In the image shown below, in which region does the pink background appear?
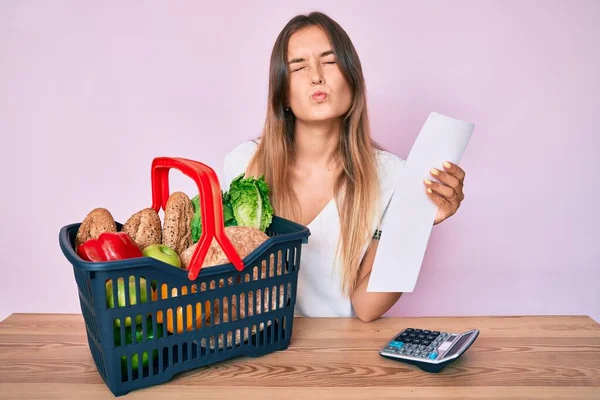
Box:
[0,1,598,323]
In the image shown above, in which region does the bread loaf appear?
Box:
[162,192,194,255]
[121,208,162,250]
[75,208,117,249]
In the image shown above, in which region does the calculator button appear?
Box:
[405,328,414,333]
[406,350,414,355]
[413,339,422,345]
[422,340,431,346]
[404,338,413,343]
[428,352,438,360]
[423,330,431,334]
[385,346,396,352]
[419,345,426,350]
[389,341,404,349]
[414,329,423,333]
[441,332,448,338]
[432,331,440,335]
[418,334,426,339]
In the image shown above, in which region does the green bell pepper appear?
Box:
[105,276,150,327]
[115,315,163,374]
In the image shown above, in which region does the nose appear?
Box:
[310,65,325,85]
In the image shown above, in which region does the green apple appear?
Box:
[142,244,181,268]
[105,276,149,327]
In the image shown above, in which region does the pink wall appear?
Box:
[1,1,598,323]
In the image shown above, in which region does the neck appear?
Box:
[293,118,342,167]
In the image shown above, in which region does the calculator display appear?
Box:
[445,334,471,357]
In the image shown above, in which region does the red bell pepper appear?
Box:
[77,231,143,262]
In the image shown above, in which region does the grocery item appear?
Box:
[227,173,274,231]
[162,191,194,255]
[115,315,163,376]
[190,173,274,243]
[77,231,143,262]
[106,276,150,327]
[180,226,269,269]
[191,191,237,243]
[142,244,181,268]
[121,208,162,250]
[75,208,117,249]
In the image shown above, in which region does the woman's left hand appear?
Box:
[423,161,466,225]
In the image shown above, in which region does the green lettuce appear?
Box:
[190,174,273,243]
[191,191,238,243]
[228,173,274,231]
[221,191,237,227]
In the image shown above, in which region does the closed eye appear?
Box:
[291,61,335,72]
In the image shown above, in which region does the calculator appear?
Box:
[379,327,479,373]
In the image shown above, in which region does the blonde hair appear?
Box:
[247,12,382,296]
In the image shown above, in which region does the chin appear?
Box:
[308,109,345,122]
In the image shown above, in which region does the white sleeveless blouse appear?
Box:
[222,140,404,317]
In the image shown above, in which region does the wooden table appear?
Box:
[0,314,599,399]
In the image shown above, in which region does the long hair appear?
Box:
[246,11,383,296]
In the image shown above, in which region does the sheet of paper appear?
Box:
[367,111,474,292]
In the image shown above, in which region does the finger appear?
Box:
[430,167,462,195]
[425,186,450,209]
[424,179,459,204]
[442,161,466,181]
[441,163,466,201]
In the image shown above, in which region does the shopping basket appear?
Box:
[58,157,310,397]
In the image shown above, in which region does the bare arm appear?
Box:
[350,160,468,322]
[350,239,403,322]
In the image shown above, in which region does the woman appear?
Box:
[223,12,466,322]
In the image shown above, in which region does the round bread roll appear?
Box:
[75,208,117,249]
[180,226,270,269]
[121,207,162,250]
[162,191,194,255]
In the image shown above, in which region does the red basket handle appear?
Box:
[150,157,244,280]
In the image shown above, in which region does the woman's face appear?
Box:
[286,25,352,122]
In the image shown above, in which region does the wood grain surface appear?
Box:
[0,313,599,399]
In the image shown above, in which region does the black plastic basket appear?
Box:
[58,157,310,396]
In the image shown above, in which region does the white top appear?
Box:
[223,140,405,317]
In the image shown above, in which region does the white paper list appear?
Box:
[367,111,474,292]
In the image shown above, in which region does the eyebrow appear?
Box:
[288,50,335,65]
